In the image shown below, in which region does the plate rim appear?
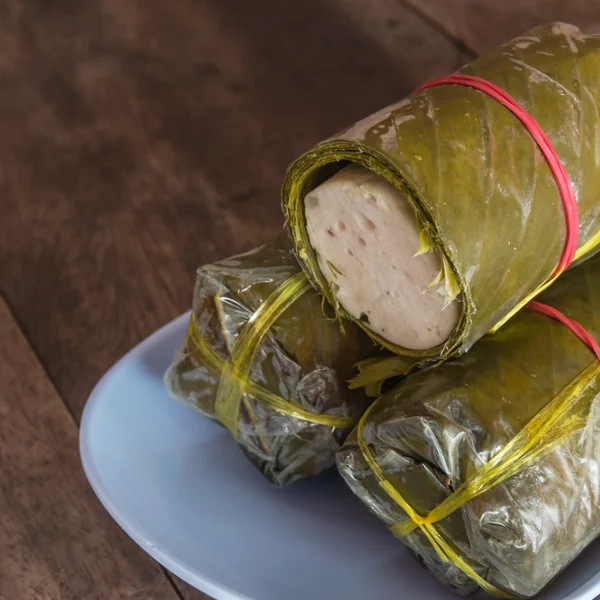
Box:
[78,311,600,600]
[79,311,254,600]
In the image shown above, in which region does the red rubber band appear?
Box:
[416,75,600,359]
[526,301,600,361]
[415,74,578,277]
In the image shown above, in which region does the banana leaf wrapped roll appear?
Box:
[283,22,600,364]
[164,235,377,486]
[336,253,600,597]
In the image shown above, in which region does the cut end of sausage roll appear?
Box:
[304,164,460,351]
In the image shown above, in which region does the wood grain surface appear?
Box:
[0,0,465,425]
[0,2,463,597]
[1,0,599,598]
[0,296,193,600]
[402,0,600,53]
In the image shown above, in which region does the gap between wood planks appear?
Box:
[396,0,478,57]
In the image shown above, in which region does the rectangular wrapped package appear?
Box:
[336,252,600,597]
[164,235,376,486]
[283,23,600,367]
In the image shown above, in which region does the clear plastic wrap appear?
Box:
[337,253,600,597]
[165,235,376,486]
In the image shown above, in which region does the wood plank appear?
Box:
[0,0,466,424]
[0,295,191,600]
[401,0,600,54]
[172,577,215,600]
[0,2,466,598]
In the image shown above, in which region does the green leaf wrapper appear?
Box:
[283,23,600,363]
[164,235,376,486]
[337,252,600,597]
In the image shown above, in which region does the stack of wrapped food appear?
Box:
[165,22,600,598]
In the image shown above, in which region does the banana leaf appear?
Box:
[283,23,600,364]
[164,235,377,486]
[336,252,600,597]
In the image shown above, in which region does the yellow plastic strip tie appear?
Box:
[490,274,561,334]
[356,402,517,599]
[423,362,599,526]
[214,271,310,436]
[186,311,356,431]
[189,272,354,437]
[573,229,600,262]
[357,358,600,598]
[490,232,600,334]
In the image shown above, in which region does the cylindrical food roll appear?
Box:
[283,23,600,359]
[336,252,600,597]
[164,235,376,486]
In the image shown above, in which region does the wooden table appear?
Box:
[2,1,600,598]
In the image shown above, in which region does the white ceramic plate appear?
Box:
[80,313,600,600]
